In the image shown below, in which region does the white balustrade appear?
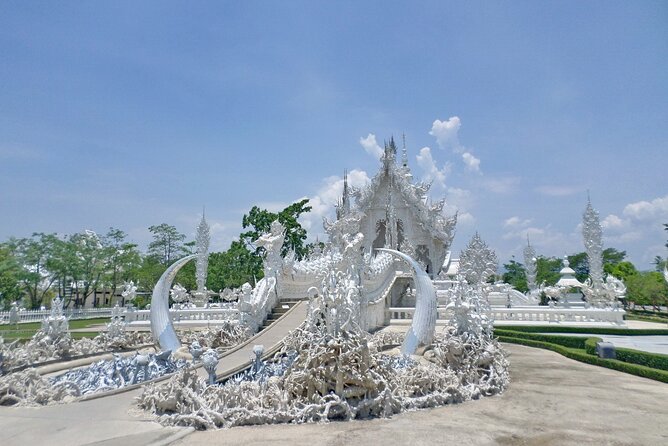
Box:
[389,306,626,325]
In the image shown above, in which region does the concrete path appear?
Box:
[174,342,668,446]
[0,388,178,446]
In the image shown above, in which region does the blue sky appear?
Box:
[1,1,667,269]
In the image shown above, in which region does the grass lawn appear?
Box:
[0,318,109,340]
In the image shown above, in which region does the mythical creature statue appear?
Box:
[256,220,286,277]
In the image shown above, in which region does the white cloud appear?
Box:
[359,133,383,160]
[440,187,473,224]
[502,223,581,258]
[504,216,532,228]
[535,185,581,197]
[429,116,483,175]
[596,195,668,265]
[416,146,451,190]
[462,152,481,173]
[601,214,628,230]
[429,117,461,151]
[482,176,520,194]
[457,212,476,227]
[623,195,668,221]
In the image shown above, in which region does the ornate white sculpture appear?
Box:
[170,283,190,305]
[523,238,537,293]
[121,281,137,304]
[378,248,437,355]
[195,210,210,294]
[202,348,219,385]
[582,198,604,287]
[459,233,498,286]
[42,297,69,340]
[446,275,493,338]
[104,303,127,345]
[150,254,197,352]
[256,220,285,278]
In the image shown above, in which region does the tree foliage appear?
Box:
[147,223,187,265]
[0,245,22,309]
[241,199,312,260]
[206,241,264,290]
[626,272,668,311]
[5,233,61,309]
[535,256,562,287]
[501,259,528,293]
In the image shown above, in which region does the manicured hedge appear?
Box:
[627,308,668,318]
[498,335,668,383]
[503,330,668,372]
[626,314,668,324]
[494,329,588,349]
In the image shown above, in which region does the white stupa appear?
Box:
[555,257,584,307]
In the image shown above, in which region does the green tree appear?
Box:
[626,271,668,312]
[567,252,589,283]
[207,240,264,290]
[134,256,167,292]
[102,228,141,304]
[0,245,22,309]
[174,260,197,290]
[602,247,626,275]
[67,231,107,308]
[241,199,312,260]
[653,256,667,273]
[148,223,186,265]
[501,259,528,293]
[6,233,61,309]
[535,256,562,286]
[607,261,638,282]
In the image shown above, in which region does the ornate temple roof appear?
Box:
[348,137,457,246]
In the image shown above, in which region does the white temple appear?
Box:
[324,137,457,277]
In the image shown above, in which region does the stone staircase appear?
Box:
[260,299,301,330]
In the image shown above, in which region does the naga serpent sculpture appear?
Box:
[150,254,198,352]
[376,248,437,355]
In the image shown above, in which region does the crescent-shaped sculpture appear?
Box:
[150,254,198,352]
[376,248,437,355]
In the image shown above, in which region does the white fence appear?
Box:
[389,306,626,325]
[124,308,239,323]
[0,307,114,325]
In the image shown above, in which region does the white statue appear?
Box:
[256,220,286,277]
[121,281,138,304]
[459,233,498,287]
[170,283,190,305]
[195,210,210,294]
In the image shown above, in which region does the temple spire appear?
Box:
[402,133,408,167]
